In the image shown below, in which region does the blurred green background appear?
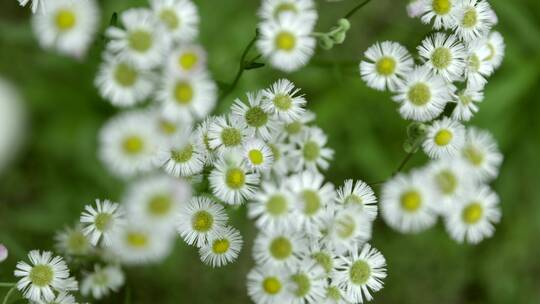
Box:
[1,0,540,303]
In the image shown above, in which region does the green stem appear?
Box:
[2,286,16,304]
[344,0,374,19]
[0,284,15,288]
[368,144,419,187]
[218,30,260,103]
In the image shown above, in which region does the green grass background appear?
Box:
[1,0,540,303]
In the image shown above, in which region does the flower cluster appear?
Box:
[256,0,318,72]
[360,0,504,244]
[29,0,100,58]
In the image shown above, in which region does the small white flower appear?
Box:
[80,199,124,247]
[464,40,494,88]
[209,154,260,205]
[157,71,217,122]
[106,8,169,69]
[381,171,438,233]
[290,127,334,172]
[327,206,373,254]
[54,224,93,256]
[31,0,100,58]
[460,127,503,181]
[332,244,387,304]
[150,0,199,42]
[150,110,190,143]
[247,264,291,304]
[259,0,318,27]
[336,179,378,222]
[99,111,160,177]
[279,110,315,141]
[207,115,248,155]
[407,0,425,18]
[18,0,46,14]
[322,285,349,304]
[287,259,327,304]
[157,129,206,177]
[95,53,156,107]
[267,136,293,177]
[288,170,335,234]
[176,196,228,247]
[14,250,77,302]
[444,185,501,244]
[262,78,307,123]
[425,159,474,213]
[418,33,467,82]
[165,44,207,76]
[199,226,243,267]
[253,226,307,269]
[452,0,496,42]
[242,139,274,172]
[0,244,8,263]
[483,31,505,70]
[420,0,458,29]
[393,65,454,122]
[422,117,466,159]
[257,13,316,72]
[195,116,218,165]
[35,292,77,304]
[123,175,191,229]
[231,91,278,141]
[451,84,484,121]
[360,41,414,91]
[81,264,124,300]
[109,221,175,264]
[308,239,338,275]
[248,182,296,231]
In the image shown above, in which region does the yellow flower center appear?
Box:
[212,239,230,254]
[462,8,478,28]
[178,52,198,71]
[376,57,396,76]
[431,47,452,69]
[434,129,453,146]
[400,190,422,212]
[226,168,246,189]
[55,9,76,31]
[148,195,172,216]
[262,277,282,295]
[462,202,483,224]
[128,30,153,52]
[463,146,484,166]
[126,231,149,248]
[174,82,194,105]
[192,211,214,232]
[248,149,264,165]
[349,260,371,285]
[269,236,292,260]
[159,9,179,29]
[432,0,451,15]
[29,264,54,287]
[275,31,296,51]
[408,83,431,106]
[114,63,138,87]
[122,135,144,155]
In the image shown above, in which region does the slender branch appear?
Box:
[218,30,260,103]
[393,151,415,176]
[2,286,16,304]
[344,0,374,19]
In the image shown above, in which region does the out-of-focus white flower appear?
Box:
[0,77,25,175]
[81,264,125,300]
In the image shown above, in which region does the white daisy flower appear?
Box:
[54,224,93,256]
[262,78,307,123]
[199,226,243,267]
[287,259,327,304]
[150,109,190,143]
[0,78,25,175]
[14,250,77,302]
[195,116,218,165]
[242,139,274,172]
[444,185,501,244]
[207,115,248,156]
[332,244,387,304]
[176,196,228,247]
[247,264,291,304]
[483,31,505,70]
[322,285,349,304]
[0,244,8,263]
[336,179,378,222]
[95,53,155,107]
[419,0,458,29]
[123,175,191,229]
[231,91,278,141]
[257,13,316,72]
[460,127,503,181]
[407,0,425,18]
[81,264,124,300]
[106,8,169,69]
[150,0,199,42]
[381,171,438,233]
[464,40,494,88]
[279,110,315,141]
[290,127,334,172]
[393,65,454,122]
[452,0,496,42]
[165,44,207,76]
[267,136,293,176]
[99,111,160,177]
[425,159,474,213]
[37,292,77,304]
[328,206,373,254]
[288,170,335,234]
[418,33,467,82]
[451,84,484,121]
[422,117,466,159]
[259,0,318,27]
[157,129,206,177]
[109,221,175,264]
[157,71,217,122]
[80,199,124,247]
[248,182,296,231]
[18,0,46,14]
[360,41,414,91]
[31,0,100,58]
[209,154,260,205]
[308,239,338,275]
[253,227,307,269]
